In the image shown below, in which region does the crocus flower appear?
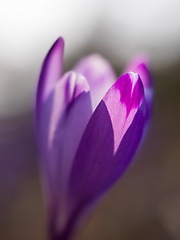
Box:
[36,37,153,240]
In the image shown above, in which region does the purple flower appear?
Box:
[36,37,153,240]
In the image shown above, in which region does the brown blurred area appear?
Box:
[0,57,180,240]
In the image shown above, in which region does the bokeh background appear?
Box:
[0,0,180,239]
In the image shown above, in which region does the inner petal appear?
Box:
[74,54,116,110]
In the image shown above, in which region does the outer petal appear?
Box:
[36,37,64,115]
[37,71,92,238]
[125,55,153,118]
[67,73,146,224]
[74,54,116,110]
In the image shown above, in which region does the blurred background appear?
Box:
[0,0,180,239]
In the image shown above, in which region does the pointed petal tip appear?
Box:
[53,37,65,50]
[126,72,144,90]
[125,55,152,88]
[74,73,90,98]
[114,72,144,107]
[125,55,153,120]
[55,71,90,106]
[46,37,64,63]
[126,71,139,84]
[37,37,65,112]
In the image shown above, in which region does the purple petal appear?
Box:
[67,73,146,224]
[37,71,92,237]
[36,37,64,116]
[74,54,116,110]
[48,72,91,193]
[125,55,151,87]
[125,55,153,118]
